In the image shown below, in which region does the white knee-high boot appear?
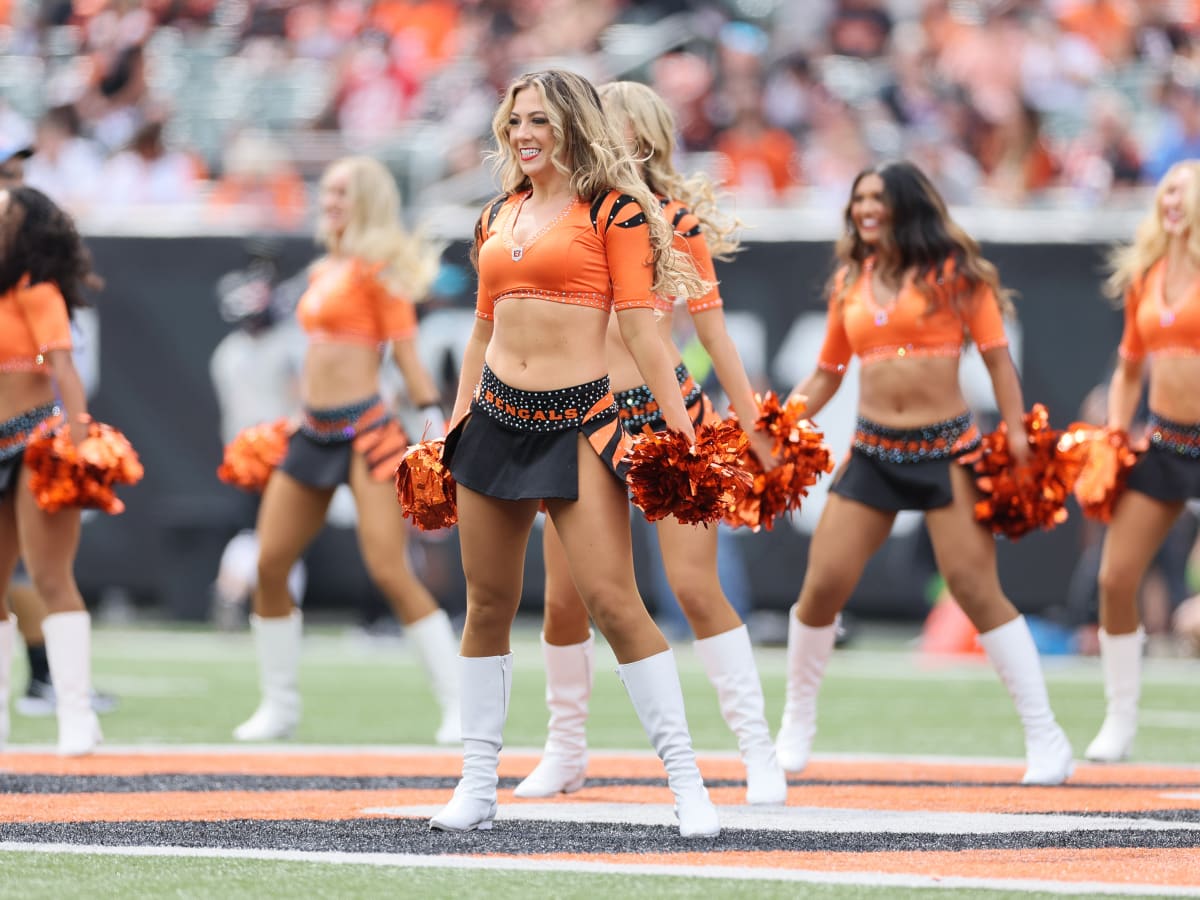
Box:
[694,625,788,805]
[430,653,512,832]
[42,611,102,756]
[514,631,593,798]
[408,608,462,744]
[978,615,1074,785]
[618,648,720,838]
[0,617,13,750]
[775,608,836,773]
[1085,628,1144,763]
[234,611,302,741]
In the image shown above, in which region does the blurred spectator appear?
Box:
[978,101,1061,204]
[829,0,893,59]
[208,130,308,232]
[0,139,33,188]
[801,90,871,200]
[1143,77,1200,183]
[1056,0,1139,65]
[1062,90,1144,198]
[23,104,104,215]
[762,53,820,135]
[651,51,717,152]
[715,77,802,203]
[97,118,203,208]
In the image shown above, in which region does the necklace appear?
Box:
[506,192,577,262]
[863,258,902,326]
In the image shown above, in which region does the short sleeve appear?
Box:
[962,284,1009,352]
[602,195,656,312]
[474,202,498,321]
[672,209,722,314]
[16,281,73,355]
[817,269,852,373]
[1117,279,1145,362]
[359,262,417,341]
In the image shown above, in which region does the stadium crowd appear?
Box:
[1,0,1199,228]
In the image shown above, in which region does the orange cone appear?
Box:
[920,598,984,657]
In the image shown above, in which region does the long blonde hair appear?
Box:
[316,156,440,300]
[598,80,741,261]
[488,69,707,299]
[1105,160,1200,301]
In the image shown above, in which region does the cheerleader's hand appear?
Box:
[1006,429,1033,469]
[747,427,780,472]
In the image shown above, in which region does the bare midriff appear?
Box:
[0,371,57,421]
[301,342,385,409]
[856,355,971,427]
[484,295,612,392]
[1147,355,1200,423]
[601,306,684,393]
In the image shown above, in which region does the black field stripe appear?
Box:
[2,820,1200,855]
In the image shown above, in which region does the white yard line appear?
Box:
[1,843,1196,896]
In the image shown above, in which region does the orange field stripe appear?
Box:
[542,848,1200,888]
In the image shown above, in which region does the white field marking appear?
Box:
[73,675,210,697]
[362,801,1200,834]
[1141,710,1200,729]
[1,843,1197,896]
[1163,793,1200,801]
[86,628,1200,685]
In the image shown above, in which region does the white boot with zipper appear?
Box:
[430,653,512,832]
[408,608,462,745]
[618,648,720,838]
[42,611,102,756]
[978,615,1075,785]
[1085,628,1144,763]
[514,631,593,798]
[775,608,837,773]
[694,624,788,805]
[234,611,302,741]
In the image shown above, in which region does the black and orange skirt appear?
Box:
[445,365,630,501]
[1125,413,1200,503]
[830,412,981,512]
[277,395,408,490]
[613,363,719,436]
[1,402,60,496]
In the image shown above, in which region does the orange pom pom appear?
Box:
[24,420,144,515]
[217,418,293,493]
[961,404,1085,540]
[626,424,753,525]
[395,438,457,531]
[724,392,835,532]
[1059,424,1141,523]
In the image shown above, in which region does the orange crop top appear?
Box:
[296,257,417,346]
[652,197,723,315]
[817,260,1009,373]
[474,190,658,320]
[1117,258,1200,362]
[0,277,73,372]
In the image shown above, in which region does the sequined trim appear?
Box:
[304,329,392,347]
[1147,412,1200,459]
[300,396,385,445]
[0,403,60,461]
[472,364,615,433]
[614,364,696,430]
[491,288,612,313]
[859,343,964,366]
[1149,347,1200,359]
[853,412,980,463]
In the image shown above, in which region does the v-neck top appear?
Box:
[0,276,73,372]
[817,259,1009,373]
[474,190,658,320]
[1118,257,1200,362]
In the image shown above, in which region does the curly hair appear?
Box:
[487,69,708,299]
[1105,160,1200,302]
[829,160,1014,320]
[598,80,741,261]
[0,186,101,315]
[315,156,441,302]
